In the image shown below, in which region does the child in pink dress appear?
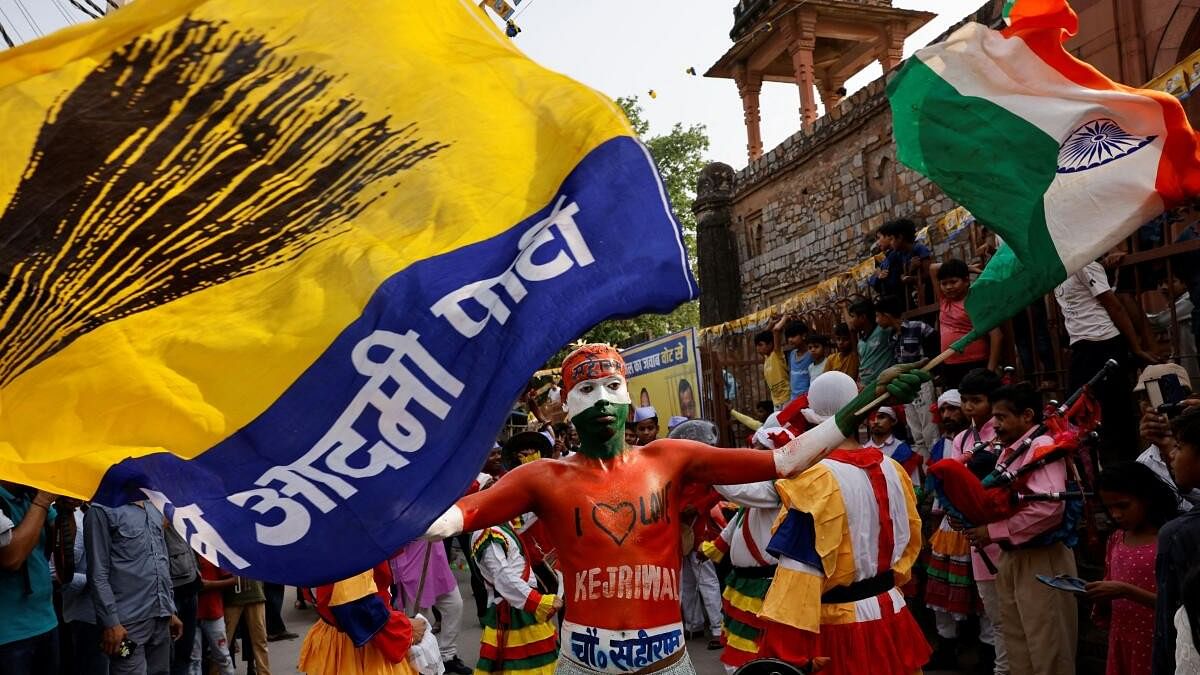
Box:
[1088,462,1180,675]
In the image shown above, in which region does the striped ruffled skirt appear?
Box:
[923,517,977,618]
[476,601,558,675]
[719,565,775,669]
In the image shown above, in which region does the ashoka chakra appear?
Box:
[1057,118,1156,174]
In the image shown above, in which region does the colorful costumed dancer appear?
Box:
[921,389,981,670]
[471,521,562,675]
[759,371,931,675]
[424,345,928,675]
[700,422,792,674]
[298,563,424,675]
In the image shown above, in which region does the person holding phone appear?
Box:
[84,501,184,674]
[1135,365,1200,512]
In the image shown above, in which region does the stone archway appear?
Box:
[1150,2,1200,79]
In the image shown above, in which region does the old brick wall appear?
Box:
[727,78,955,312]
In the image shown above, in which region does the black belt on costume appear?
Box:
[820,570,895,604]
[734,564,777,579]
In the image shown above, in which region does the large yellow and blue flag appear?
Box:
[0,0,696,584]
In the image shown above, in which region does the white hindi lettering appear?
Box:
[431,196,594,338]
[227,329,464,547]
[572,565,680,602]
[141,490,250,570]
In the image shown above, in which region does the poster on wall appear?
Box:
[621,328,703,439]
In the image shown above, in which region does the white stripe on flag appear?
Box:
[917,23,1167,272]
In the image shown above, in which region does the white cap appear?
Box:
[633,406,659,423]
[938,389,962,409]
[874,406,898,421]
[667,415,689,431]
[800,371,859,425]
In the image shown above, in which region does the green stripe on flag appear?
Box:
[887,57,1067,346]
[1002,0,1016,20]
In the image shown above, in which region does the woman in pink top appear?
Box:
[1089,462,1179,675]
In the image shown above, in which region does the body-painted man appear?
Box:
[424,345,927,675]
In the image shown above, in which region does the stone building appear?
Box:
[695,0,1200,328]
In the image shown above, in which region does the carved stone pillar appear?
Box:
[879,21,905,71]
[784,10,819,131]
[733,63,764,162]
[693,163,741,326]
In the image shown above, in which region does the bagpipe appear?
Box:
[926,360,1116,562]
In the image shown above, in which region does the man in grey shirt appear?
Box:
[63,504,109,675]
[85,501,182,675]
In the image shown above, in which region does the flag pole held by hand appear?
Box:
[853,348,959,417]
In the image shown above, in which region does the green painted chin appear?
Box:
[570,403,629,458]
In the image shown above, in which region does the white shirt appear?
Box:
[809,358,827,381]
[1137,445,1200,511]
[1053,262,1119,344]
[1177,607,1200,674]
[0,510,12,547]
[714,481,780,568]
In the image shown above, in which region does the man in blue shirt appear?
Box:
[773,317,811,400]
[0,481,60,673]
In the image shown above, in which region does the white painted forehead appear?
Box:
[567,374,627,392]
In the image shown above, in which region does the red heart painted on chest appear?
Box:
[591,501,636,546]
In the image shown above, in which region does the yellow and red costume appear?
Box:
[701,479,780,671]
[759,448,930,674]
[471,522,559,675]
[298,563,418,675]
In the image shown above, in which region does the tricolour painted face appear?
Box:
[565,375,632,415]
[567,374,632,459]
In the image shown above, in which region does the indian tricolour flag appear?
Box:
[888,0,1200,350]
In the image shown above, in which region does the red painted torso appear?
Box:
[456,437,779,631]
[534,444,687,629]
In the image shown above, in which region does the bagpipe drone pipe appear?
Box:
[926,360,1116,551]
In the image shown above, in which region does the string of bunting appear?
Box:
[699,206,975,339]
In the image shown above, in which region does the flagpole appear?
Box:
[409,541,436,618]
[853,347,959,416]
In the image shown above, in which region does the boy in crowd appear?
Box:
[632,405,660,445]
[875,295,939,458]
[806,334,830,382]
[847,298,894,386]
[196,557,237,675]
[865,406,921,484]
[755,329,790,409]
[932,258,1001,388]
[774,317,812,400]
[968,383,1076,675]
[872,218,933,303]
[823,322,859,381]
[943,368,1006,674]
[1154,407,1200,674]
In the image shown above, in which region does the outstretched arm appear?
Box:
[682,417,849,484]
[424,465,539,539]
